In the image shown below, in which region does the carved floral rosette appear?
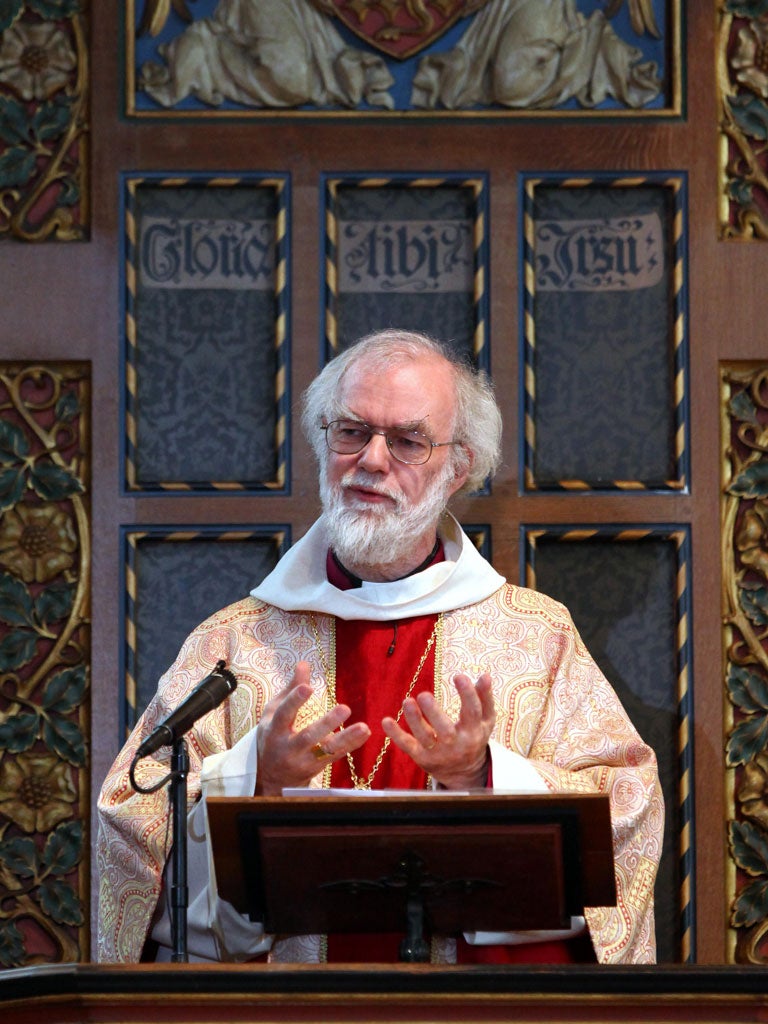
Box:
[0,0,89,241]
[0,363,90,967]
[722,363,768,963]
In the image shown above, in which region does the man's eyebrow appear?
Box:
[343,410,430,433]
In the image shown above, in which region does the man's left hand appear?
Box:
[381,672,495,790]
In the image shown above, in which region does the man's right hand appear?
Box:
[255,661,371,796]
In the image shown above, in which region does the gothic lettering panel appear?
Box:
[323,174,488,368]
[521,173,689,492]
[122,174,290,493]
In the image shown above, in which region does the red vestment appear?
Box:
[323,554,592,964]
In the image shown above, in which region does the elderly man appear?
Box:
[97,329,663,965]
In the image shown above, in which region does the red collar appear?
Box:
[326,540,445,591]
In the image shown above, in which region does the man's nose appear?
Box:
[356,431,392,471]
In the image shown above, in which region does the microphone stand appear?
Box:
[169,737,190,963]
[128,659,238,964]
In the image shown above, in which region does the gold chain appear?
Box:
[308,612,443,790]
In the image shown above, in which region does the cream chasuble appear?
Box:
[96,514,663,965]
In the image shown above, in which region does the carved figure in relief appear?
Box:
[135,0,663,111]
[138,0,395,109]
[411,0,662,110]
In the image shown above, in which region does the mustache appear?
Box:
[340,472,402,505]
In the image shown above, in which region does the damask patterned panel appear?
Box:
[0,362,90,967]
[521,173,688,492]
[0,3,89,241]
[121,173,290,494]
[121,526,290,734]
[721,363,768,964]
[524,525,694,964]
[322,173,489,367]
[126,0,680,117]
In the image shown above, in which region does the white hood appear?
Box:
[251,513,505,621]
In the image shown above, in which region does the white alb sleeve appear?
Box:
[150,726,275,962]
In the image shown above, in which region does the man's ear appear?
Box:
[449,445,473,495]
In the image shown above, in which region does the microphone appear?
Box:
[134,659,237,760]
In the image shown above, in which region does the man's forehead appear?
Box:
[334,357,455,431]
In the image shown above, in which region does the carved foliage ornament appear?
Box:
[0,364,90,967]
[722,364,768,962]
[717,0,768,238]
[0,1,89,241]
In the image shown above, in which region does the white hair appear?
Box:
[301,329,502,493]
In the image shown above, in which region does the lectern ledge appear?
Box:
[206,791,616,962]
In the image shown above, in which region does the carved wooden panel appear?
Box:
[0,3,89,241]
[0,362,90,967]
[718,3,768,239]
[721,363,768,964]
[126,0,681,118]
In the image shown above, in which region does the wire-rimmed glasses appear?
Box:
[322,419,461,466]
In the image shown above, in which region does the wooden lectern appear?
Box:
[206,791,616,961]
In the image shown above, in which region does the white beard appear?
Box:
[320,462,456,576]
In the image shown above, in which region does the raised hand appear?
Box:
[255,661,371,795]
[381,672,495,790]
